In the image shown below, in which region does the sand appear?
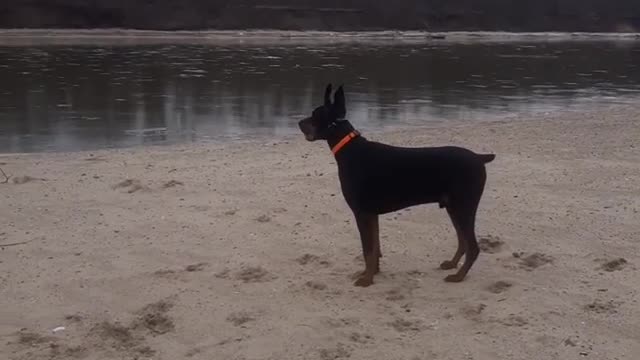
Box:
[1,104,639,360]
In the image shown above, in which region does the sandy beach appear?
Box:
[1,104,639,360]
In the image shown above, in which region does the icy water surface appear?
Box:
[1,39,639,152]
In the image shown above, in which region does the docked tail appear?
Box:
[479,154,496,163]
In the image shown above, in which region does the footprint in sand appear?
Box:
[189,205,211,212]
[389,318,423,332]
[385,274,420,301]
[584,299,621,314]
[84,299,174,355]
[64,313,84,323]
[514,252,554,270]
[385,288,407,301]
[153,269,179,278]
[10,299,175,359]
[319,343,352,360]
[92,321,142,348]
[11,175,45,185]
[185,262,208,272]
[112,179,150,193]
[305,280,328,290]
[14,331,53,346]
[153,263,208,278]
[214,268,231,279]
[598,257,628,272]
[226,311,255,327]
[235,266,276,283]
[256,215,271,223]
[216,337,245,346]
[133,299,175,335]
[486,280,513,294]
[478,235,504,253]
[497,314,529,327]
[91,299,175,348]
[325,317,360,329]
[296,253,331,267]
[461,303,487,321]
[11,329,88,359]
[186,348,202,357]
[406,270,425,277]
[86,321,158,359]
[162,180,184,188]
[348,332,373,344]
[297,254,321,265]
[49,343,88,358]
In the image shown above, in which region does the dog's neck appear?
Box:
[326,120,360,152]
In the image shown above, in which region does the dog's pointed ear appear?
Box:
[324,83,333,106]
[333,85,346,118]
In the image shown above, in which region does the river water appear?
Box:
[1,38,639,153]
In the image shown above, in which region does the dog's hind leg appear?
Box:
[442,170,486,282]
[443,203,479,282]
[440,205,467,270]
[353,212,379,287]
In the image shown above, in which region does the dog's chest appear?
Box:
[336,157,445,213]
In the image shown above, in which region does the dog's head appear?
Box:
[298,84,346,141]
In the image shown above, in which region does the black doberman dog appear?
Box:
[299,84,495,287]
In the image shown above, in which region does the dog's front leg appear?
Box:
[353,212,379,287]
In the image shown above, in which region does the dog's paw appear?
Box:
[444,273,465,283]
[354,276,373,287]
[440,260,458,270]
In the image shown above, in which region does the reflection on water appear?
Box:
[1,40,639,153]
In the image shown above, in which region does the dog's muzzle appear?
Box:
[298,118,316,141]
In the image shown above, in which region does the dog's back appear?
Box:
[336,138,494,214]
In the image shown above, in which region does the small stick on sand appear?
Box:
[0,167,10,184]
[0,239,34,248]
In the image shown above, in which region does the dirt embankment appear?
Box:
[1,0,640,32]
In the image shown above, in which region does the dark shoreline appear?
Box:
[1,30,639,48]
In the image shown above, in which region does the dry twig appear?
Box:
[0,167,10,184]
[0,239,34,248]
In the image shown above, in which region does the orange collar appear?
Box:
[331,130,359,155]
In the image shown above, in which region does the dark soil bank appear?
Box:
[1,0,640,32]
